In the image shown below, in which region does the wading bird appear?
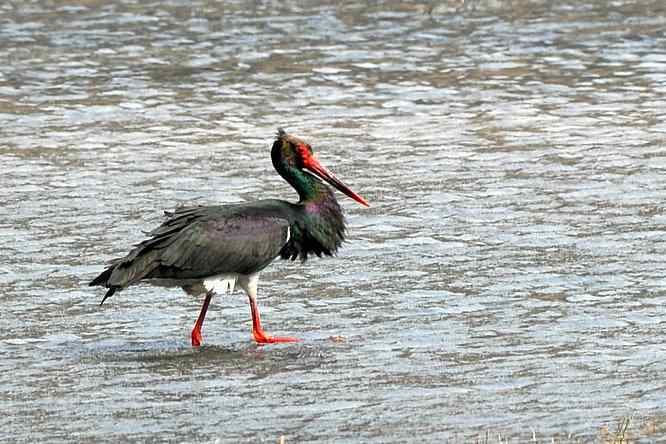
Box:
[89,129,369,346]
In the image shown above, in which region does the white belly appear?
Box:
[146,273,257,297]
[203,274,238,294]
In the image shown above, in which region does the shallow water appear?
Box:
[2,0,666,442]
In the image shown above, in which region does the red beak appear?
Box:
[303,156,369,207]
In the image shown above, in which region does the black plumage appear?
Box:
[90,200,345,304]
[88,129,368,345]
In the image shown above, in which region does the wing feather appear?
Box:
[91,205,291,292]
[148,215,290,279]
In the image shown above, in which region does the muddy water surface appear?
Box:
[2,0,666,442]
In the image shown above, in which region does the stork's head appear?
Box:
[271,128,369,207]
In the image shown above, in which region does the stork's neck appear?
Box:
[296,173,335,206]
[273,157,333,207]
[274,163,346,259]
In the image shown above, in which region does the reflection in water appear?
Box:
[2,0,666,441]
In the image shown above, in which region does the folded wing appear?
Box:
[89,206,290,303]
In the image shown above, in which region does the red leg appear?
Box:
[248,295,300,344]
[191,291,213,347]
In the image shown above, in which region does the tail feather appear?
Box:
[89,206,200,303]
[89,266,114,287]
[100,287,118,306]
[90,266,119,305]
[90,250,160,304]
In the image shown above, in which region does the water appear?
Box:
[2,0,666,442]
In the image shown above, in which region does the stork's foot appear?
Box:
[191,328,203,347]
[191,291,214,347]
[248,293,300,344]
[252,328,300,344]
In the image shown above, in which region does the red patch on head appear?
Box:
[296,143,312,166]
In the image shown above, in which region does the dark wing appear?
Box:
[89,205,290,302]
[149,215,289,279]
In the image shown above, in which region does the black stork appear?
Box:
[89,129,369,346]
